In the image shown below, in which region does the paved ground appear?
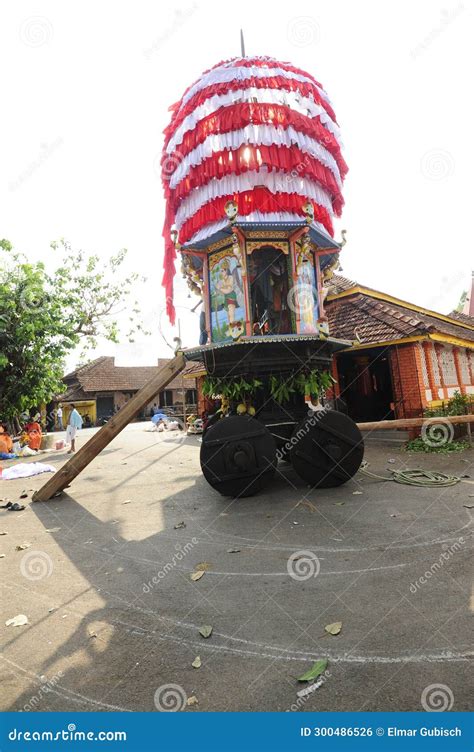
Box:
[0,424,472,712]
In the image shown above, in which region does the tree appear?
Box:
[0,238,148,423]
[455,290,467,313]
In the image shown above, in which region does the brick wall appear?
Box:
[389,344,424,418]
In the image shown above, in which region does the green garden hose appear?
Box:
[358,462,460,487]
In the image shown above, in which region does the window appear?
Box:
[159,390,173,407]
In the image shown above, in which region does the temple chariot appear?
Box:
[161,54,364,497]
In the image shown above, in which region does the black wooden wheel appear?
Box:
[289,410,364,488]
[200,415,277,497]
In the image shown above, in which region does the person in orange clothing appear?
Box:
[0,423,14,455]
[23,413,42,451]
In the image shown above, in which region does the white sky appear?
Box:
[1,0,472,368]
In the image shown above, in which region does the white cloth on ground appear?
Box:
[0,462,56,480]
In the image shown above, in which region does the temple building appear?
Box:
[325,276,474,422]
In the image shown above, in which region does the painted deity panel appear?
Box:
[295,245,319,333]
[209,247,245,342]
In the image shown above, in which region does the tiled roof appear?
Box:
[448,310,474,326]
[63,357,199,394]
[327,278,474,345]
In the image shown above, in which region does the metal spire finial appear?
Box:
[240,29,246,57]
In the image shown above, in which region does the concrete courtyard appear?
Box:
[0,423,472,712]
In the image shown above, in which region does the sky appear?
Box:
[1,0,472,368]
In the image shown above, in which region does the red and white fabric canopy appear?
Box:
[161,56,348,324]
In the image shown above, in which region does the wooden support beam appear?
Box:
[32,353,186,502]
[357,414,474,431]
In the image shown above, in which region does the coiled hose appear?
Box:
[358,462,460,487]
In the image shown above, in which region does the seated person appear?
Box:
[0,423,15,457]
[23,413,43,451]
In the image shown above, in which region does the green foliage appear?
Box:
[270,369,335,404]
[423,391,472,418]
[202,376,263,402]
[0,238,148,421]
[405,437,470,454]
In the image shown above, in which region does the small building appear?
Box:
[59,357,199,425]
[326,276,474,422]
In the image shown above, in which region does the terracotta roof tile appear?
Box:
[63,357,199,394]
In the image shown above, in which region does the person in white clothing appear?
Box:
[56,405,63,431]
[66,404,83,453]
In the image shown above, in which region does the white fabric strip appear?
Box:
[179,64,332,112]
[166,87,342,155]
[169,124,343,192]
[174,169,333,229]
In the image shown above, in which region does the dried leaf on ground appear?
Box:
[174,521,186,529]
[45,527,61,533]
[190,571,204,581]
[325,621,342,635]
[0,554,5,558]
[5,614,29,627]
[195,562,212,571]
[192,656,201,668]
[187,695,198,706]
[352,491,363,495]
[297,658,328,683]
[0,531,8,535]
[227,548,241,553]
[122,500,131,505]
[15,543,31,551]
[199,625,213,639]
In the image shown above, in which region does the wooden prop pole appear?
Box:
[356,414,474,431]
[32,353,186,502]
